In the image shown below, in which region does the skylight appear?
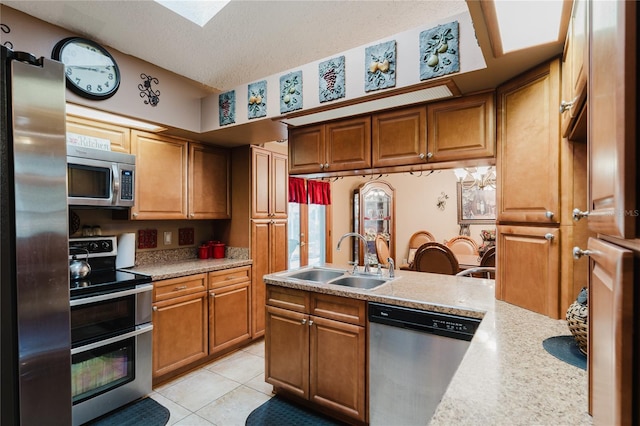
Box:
[154,0,230,27]
[493,0,564,54]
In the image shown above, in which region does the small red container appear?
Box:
[198,245,209,259]
[212,243,225,259]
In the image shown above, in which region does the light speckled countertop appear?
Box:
[122,258,252,280]
[264,265,593,426]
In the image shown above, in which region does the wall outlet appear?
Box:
[164,231,172,245]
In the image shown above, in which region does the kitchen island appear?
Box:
[264,266,592,426]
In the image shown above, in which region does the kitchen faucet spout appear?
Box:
[336,232,371,274]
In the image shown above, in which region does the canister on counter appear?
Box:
[198,245,209,259]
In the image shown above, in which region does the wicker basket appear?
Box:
[566,301,588,355]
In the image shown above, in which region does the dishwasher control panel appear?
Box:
[368,302,481,341]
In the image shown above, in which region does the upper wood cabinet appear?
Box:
[560,0,587,139]
[587,0,637,239]
[372,106,427,168]
[66,115,130,153]
[427,91,495,162]
[288,117,371,174]
[252,146,288,219]
[497,60,561,224]
[131,131,188,220]
[130,131,230,220]
[189,143,230,219]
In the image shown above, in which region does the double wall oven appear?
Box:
[69,236,153,426]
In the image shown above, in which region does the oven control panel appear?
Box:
[70,236,117,258]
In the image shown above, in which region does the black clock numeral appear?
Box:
[86,84,92,92]
[66,68,72,76]
[108,73,114,81]
[105,81,110,88]
[75,77,81,85]
[97,85,103,92]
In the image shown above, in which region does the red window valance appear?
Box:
[308,180,331,205]
[288,177,307,204]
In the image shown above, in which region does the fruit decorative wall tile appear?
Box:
[365,40,396,92]
[279,71,302,113]
[219,90,236,126]
[420,21,459,80]
[319,56,345,103]
[248,80,267,119]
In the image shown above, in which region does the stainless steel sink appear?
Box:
[328,275,389,290]
[286,268,346,282]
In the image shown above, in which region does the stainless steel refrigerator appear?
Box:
[1,45,72,425]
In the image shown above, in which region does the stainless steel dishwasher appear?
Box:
[368,302,481,425]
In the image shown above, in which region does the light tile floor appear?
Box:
[150,339,273,426]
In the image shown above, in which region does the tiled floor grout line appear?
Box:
[151,339,271,426]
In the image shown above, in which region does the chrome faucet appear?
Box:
[387,257,395,278]
[336,232,371,274]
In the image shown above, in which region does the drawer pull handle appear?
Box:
[572,208,589,221]
[173,285,188,291]
[573,247,594,260]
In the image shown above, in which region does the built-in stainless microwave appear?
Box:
[67,145,135,208]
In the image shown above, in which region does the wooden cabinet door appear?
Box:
[497,60,561,224]
[587,0,637,238]
[325,116,371,172]
[427,92,495,162]
[252,147,271,219]
[265,305,309,399]
[208,282,251,354]
[372,106,427,168]
[560,0,587,138]
[271,152,289,218]
[309,316,366,422]
[189,143,230,219]
[288,125,325,174]
[131,131,188,220]
[152,291,208,377]
[251,220,270,337]
[66,115,130,153]
[270,219,288,274]
[587,238,634,424]
[496,225,560,318]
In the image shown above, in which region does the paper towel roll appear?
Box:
[116,232,136,268]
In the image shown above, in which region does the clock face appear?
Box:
[52,37,120,100]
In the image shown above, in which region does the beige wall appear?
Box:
[330,170,496,267]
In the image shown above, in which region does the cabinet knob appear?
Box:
[210,292,215,297]
[573,246,594,260]
[572,208,590,221]
[152,306,158,312]
[190,213,194,218]
[300,241,306,247]
[544,233,555,241]
[545,211,554,219]
[132,212,138,218]
[301,318,307,325]
[308,319,314,326]
[419,153,425,160]
[319,163,324,169]
[324,163,329,169]
[560,98,577,113]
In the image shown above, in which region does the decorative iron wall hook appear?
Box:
[139,73,160,107]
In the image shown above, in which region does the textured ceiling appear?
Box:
[3,0,469,92]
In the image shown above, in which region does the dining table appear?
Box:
[455,253,482,270]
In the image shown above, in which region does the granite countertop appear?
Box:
[264,265,593,426]
[122,258,252,281]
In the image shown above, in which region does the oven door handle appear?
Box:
[71,323,153,355]
[70,283,153,307]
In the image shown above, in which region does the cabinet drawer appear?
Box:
[209,266,251,289]
[154,273,207,302]
[311,293,366,326]
[266,285,310,313]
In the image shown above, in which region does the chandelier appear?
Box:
[452,166,496,190]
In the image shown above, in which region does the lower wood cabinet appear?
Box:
[265,285,366,423]
[208,266,252,354]
[496,225,560,318]
[152,267,253,380]
[152,274,208,378]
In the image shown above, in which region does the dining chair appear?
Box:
[374,235,390,267]
[479,246,496,278]
[412,242,459,275]
[407,230,436,266]
[445,236,479,256]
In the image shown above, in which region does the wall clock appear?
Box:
[52,37,121,100]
